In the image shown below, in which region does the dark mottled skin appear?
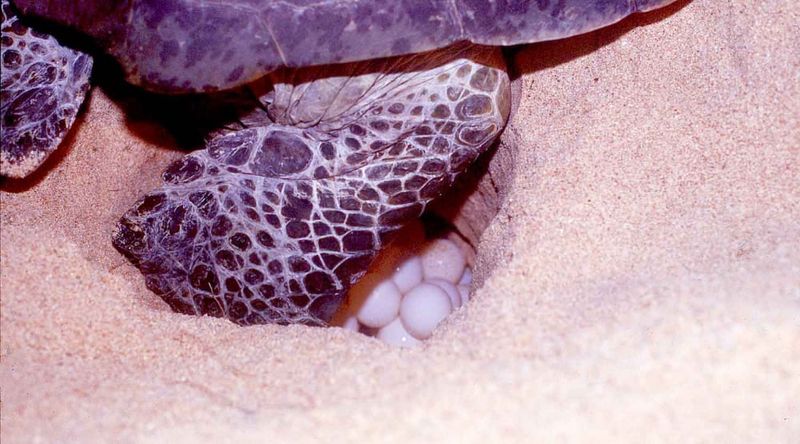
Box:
[0,0,92,178]
[14,0,677,93]
[113,47,510,325]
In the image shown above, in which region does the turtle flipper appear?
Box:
[0,0,92,178]
[113,47,509,326]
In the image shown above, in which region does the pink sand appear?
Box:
[2,0,798,441]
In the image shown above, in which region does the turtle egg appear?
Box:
[342,315,360,332]
[353,279,402,329]
[392,255,424,293]
[427,278,462,309]
[333,223,474,345]
[376,318,422,348]
[420,238,466,283]
[400,283,453,340]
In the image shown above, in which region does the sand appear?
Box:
[1,0,798,442]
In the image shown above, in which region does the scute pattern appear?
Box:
[0,0,92,178]
[113,46,510,326]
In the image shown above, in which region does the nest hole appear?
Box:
[331,79,521,345]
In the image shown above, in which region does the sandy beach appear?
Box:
[1,0,798,441]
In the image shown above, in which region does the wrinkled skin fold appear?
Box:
[113,46,510,326]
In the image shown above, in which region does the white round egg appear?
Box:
[341,315,360,331]
[376,318,422,348]
[427,278,462,309]
[400,283,453,339]
[353,279,402,329]
[420,238,466,283]
[392,255,423,294]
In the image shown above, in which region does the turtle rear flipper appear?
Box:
[112,47,509,326]
[0,0,92,178]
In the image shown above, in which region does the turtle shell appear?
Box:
[13,0,677,93]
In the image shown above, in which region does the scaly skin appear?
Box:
[112,46,510,326]
[0,0,91,178]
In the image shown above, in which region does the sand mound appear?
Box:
[1,0,798,441]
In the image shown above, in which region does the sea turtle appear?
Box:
[0,0,92,177]
[1,0,678,326]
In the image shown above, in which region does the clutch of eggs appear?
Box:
[332,219,473,347]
